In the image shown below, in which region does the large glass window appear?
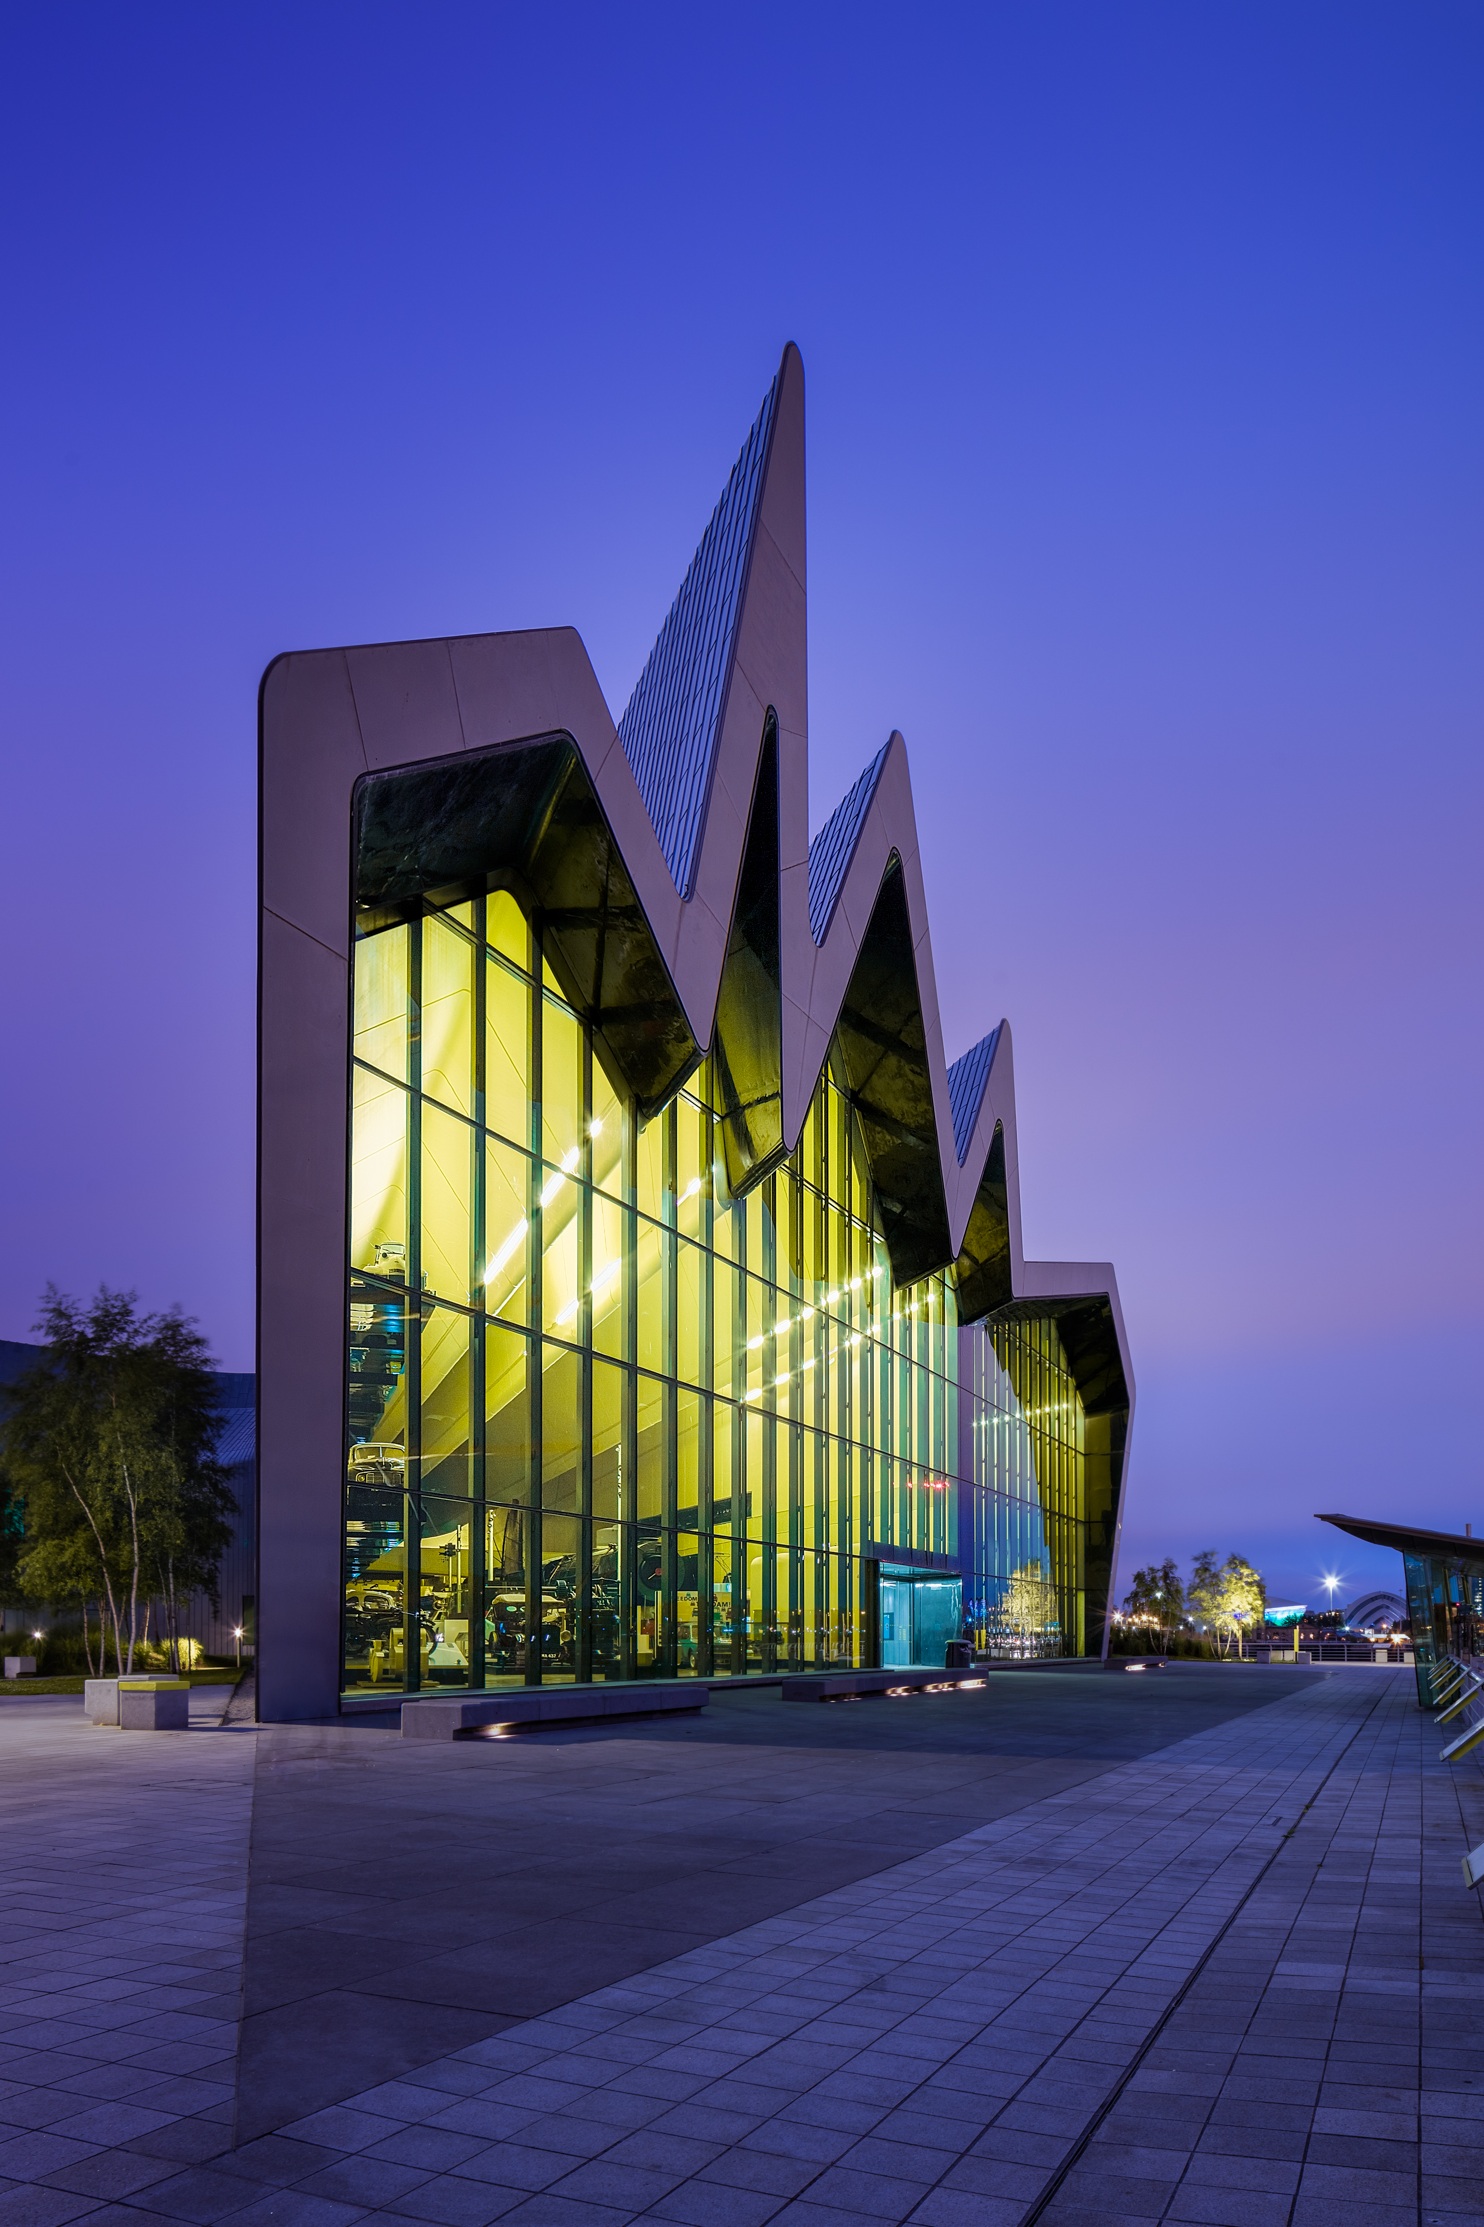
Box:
[343,885,1091,1692]
[959,1317,1087,1658]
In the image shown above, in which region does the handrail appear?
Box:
[1437,1672,1483,1726]
[1439,1704,1484,1762]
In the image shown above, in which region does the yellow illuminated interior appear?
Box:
[344,887,1087,1690]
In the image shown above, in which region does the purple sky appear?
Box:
[2,4,1479,1610]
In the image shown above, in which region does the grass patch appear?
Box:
[0,1668,245,1697]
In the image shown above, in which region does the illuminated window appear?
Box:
[342,887,1093,1693]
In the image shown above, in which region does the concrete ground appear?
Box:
[0,1664,1480,2227]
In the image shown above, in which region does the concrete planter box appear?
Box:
[401,1683,708,1740]
[86,1678,123,1724]
[86,1677,191,1729]
[3,1657,37,1679]
[119,1680,190,1730]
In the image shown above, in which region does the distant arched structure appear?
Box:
[1345,1590,1406,1629]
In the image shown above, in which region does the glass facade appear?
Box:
[344,887,1097,1694]
[1402,1551,1484,1705]
[962,1320,1088,1658]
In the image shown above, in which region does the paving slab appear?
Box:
[4,1664,1481,2224]
[252,1672,1484,2225]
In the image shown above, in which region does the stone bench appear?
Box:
[85,1677,191,1729]
[401,1683,709,1740]
[3,1656,37,1679]
[780,1667,988,1703]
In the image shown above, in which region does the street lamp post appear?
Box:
[232,1626,244,1672]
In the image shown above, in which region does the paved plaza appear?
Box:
[1,1666,1481,2227]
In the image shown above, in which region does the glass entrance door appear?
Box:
[878,1571,963,1667]
[880,1578,912,1667]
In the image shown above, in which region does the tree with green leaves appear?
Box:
[1,1288,235,1675]
[1122,1558,1185,1646]
[0,1463,24,1609]
[1187,1549,1266,1658]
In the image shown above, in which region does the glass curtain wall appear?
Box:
[961,1319,1087,1658]
[1401,1551,1484,1706]
[344,890,960,1694]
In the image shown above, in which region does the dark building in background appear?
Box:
[257,343,1135,1721]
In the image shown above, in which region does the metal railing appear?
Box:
[1436,1654,1484,1894]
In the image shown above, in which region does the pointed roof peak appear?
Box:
[807,741,892,944]
[947,1028,1002,1164]
[617,363,784,896]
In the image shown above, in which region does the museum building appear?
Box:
[257,345,1134,1722]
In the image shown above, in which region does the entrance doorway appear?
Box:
[879,1571,963,1668]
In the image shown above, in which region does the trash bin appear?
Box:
[945,1640,973,1671]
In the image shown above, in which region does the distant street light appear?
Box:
[232,1626,244,1670]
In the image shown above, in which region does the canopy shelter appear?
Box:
[1318,1512,1484,1705]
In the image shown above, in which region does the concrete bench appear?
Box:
[86,1677,191,1729]
[3,1656,37,1678]
[401,1683,709,1740]
[780,1668,988,1703]
[120,1680,190,1730]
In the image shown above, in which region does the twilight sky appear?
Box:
[1,3,1479,1610]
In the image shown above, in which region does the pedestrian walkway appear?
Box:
[0,1691,253,2221]
[0,1670,1478,2227]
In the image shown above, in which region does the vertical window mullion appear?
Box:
[577,1028,594,1684]
[697,1092,715,1676]
[526,919,543,1684]
[403,914,424,1694]
[620,1091,638,1679]
[469,896,487,1690]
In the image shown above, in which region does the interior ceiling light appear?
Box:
[484,1218,529,1283]
[539,1147,580,1208]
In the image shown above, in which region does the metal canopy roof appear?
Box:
[1317,1512,1484,1562]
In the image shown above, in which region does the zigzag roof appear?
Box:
[258,350,1140,1716]
[269,345,1131,1424]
